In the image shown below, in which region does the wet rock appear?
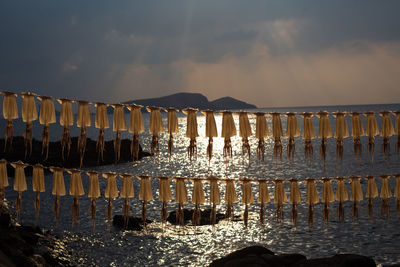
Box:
[112,215,153,230]
[209,246,274,267]
[167,208,226,225]
[293,254,376,267]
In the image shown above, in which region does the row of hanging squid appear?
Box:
[2,91,400,166]
[1,159,400,231]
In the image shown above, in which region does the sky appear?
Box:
[1,1,400,108]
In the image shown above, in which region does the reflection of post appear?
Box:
[112,104,127,164]
[202,110,218,162]
[285,113,300,164]
[379,111,395,160]
[350,112,364,163]
[237,111,252,160]
[333,112,349,167]
[301,112,316,167]
[316,111,332,170]
[1,91,18,152]
[364,112,379,163]
[365,176,378,219]
[38,96,56,160]
[257,179,270,225]
[21,92,38,158]
[289,179,300,226]
[254,112,269,162]
[95,103,110,163]
[57,98,74,161]
[127,104,145,161]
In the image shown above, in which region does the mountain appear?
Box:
[123,92,256,110]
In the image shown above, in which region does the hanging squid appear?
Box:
[157,176,172,225]
[333,112,349,165]
[364,175,378,219]
[49,167,66,226]
[1,91,18,151]
[103,172,118,232]
[285,113,300,163]
[67,169,84,227]
[77,101,92,167]
[224,179,238,221]
[206,175,221,227]
[183,108,199,161]
[119,173,134,228]
[270,112,283,164]
[237,111,252,159]
[202,110,218,162]
[350,112,364,163]
[349,175,363,219]
[301,112,316,167]
[379,175,392,220]
[38,96,56,160]
[221,111,237,160]
[335,177,348,223]
[191,178,205,228]
[127,104,145,161]
[240,178,253,228]
[0,159,9,204]
[86,171,100,232]
[32,164,45,226]
[289,179,301,225]
[57,98,74,161]
[94,102,109,163]
[146,106,164,155]
[394,174,400,215]
[137,175,153,227]
[364,112,379,163]
[254,112,269,162]
[257,179,270,225]
[21,92,38,158]
[316,111,332,169]
[11,161,27,221]
[320,178,334,224]
[394,111,400,153]
[273,179,288,222]
[306,178,319,226]
[379,111,394,160]
[111,104,127,164]
[166,108,179,158]
[174,177,188,227]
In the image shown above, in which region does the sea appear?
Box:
[2,103,400,266]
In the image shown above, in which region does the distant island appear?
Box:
[123,92,257,110]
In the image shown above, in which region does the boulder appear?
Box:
[112,215,152,230]
[210,246,274,267]
[293,254,376,267]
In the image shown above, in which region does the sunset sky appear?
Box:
[1,1,400,108]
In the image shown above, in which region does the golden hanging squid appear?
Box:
[270,112,283,164]
[94,102,110,163]
[183,108,199,161]
[273,179,287,222]
[306,178,319,226]
[49,167,66,226]
[191,178,205,228]
[127,104,145,161]
[350,112,364,163]
[165,108,179,158]
[333,112,349,165]
[316,111,332,169]
[157,176,172,225]
[32,164,45,226]
[394,111,400,154]
[254,112,269,162]
[174,177,188,227]
[206,175,221,227]
[86,171,100,232]
[11,161,27,222]
[320,178,334,224]
[301,112,316,167]
[0,159,9,204]
[240,178,253,228]
[119,173,134,228]
[57,98,74,161]
[103,172,118,232]
[137,175,153,228]
[289,179,301,225]
[364,175,378,219]
[257,179,270,225]
[335,177,348,223]
[77,101,92,167]
[379,111,394,160]
[21,92,38,158]
[394,174,400,214]
[349,175,363,218]
[146,106,164,156]
[379,175,392,220]
[224,179,238,221]
[1,91,18,151]
[67,169,85,227]
[202,110,218,162]
[285,112,300,164]
[38,96,56,160]
[112,104,127,164]
[221,111,237,160]
[364,111,379,162]
[237,111,252,159]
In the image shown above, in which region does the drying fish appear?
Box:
[349,175,363,218]
[364,176,378,219]
[379,111,394,159]
[11,161,27,221]
[137,175,153,227]
[127,104,145,160]
[67,169,84,227]
[320,178,334,223]
[335,177,348,223]
[394,174,400,214]
[379,175,392,220]
[301,112,316,166]
[237,111,252,159]
[306,178,319,225]
[350,112,364,163]
[21,92,38,158]
[1,91,18,151]
[32,164,45,226]
[257,179,270,225]
[364,112,379,162]
[316,111,332,169]
[166,108,179,157]
[112,104,126,164]
[103,172,118,231]
[240,178,253,227]
[146,106,164,155]
[273,179,287,222]
[50,167,65,226]
[289,179,301,225]
[157,176,172,225]
[38,96,56,160]
[394,111,400,153]
[202,110,218,162]
[270,113,283,163]
[333,112,349,165]
[94,102,109,163]
[285,113,300,163]
[0,159,8,204]
[206,175,221,227]
[183,108,199,160]
[119,173,134,228]
[254,112,269,162]
[77,101,92,167]
[57,98,74,161]
[221,111,237,160]
[191,178,205,228]
[174,177,188,227]
[224,179,238,221]
[86,171,100,232]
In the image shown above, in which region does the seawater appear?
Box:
[3,103,400,266]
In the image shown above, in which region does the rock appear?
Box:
[209,246,274,267]
[0,210,11,229]
[112,215,152,230]
[167,208,226,225]
[293,254,376,267]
